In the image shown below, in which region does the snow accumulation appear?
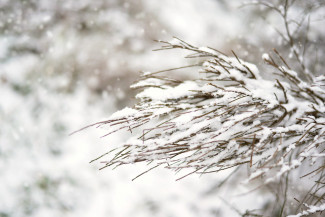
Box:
[287,203,325,217]
[136,81,199,101]
[262,53,271,62]
[110,107,138,119]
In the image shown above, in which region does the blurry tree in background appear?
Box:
[0,0,324,217]
[0,0,171,107]
[0,0,172,216]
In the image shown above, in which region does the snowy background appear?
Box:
[1,0,322,216]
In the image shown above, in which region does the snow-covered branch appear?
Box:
[78,36,324,216]
[79,1,325,216]
[86,38,324,183]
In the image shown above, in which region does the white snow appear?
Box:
[110,107,138,119]
[262,53,270,61]
[136,81,200,101]
[287,203,325,217]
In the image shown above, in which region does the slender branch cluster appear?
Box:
[78,0,325,215]
[76,37,325,215]
[86,37,324,180]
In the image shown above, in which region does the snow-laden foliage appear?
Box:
[82,38,325,216]
[288,203,325,217]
